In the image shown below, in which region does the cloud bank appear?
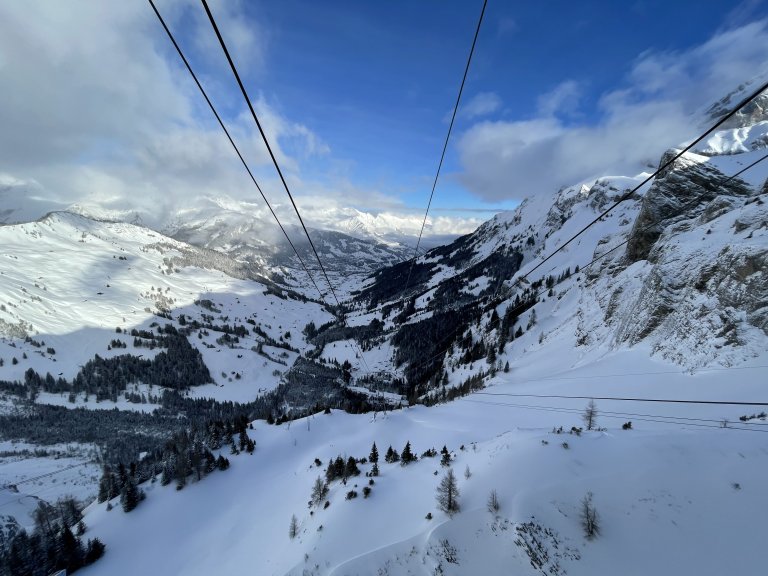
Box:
[0,0,478,237]
[457,20,768,201]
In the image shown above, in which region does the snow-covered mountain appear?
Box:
[349,112,768,375]
[0,211,334,399]
[66,196,468,280]
[3,192,466,296]
[1,92,767,575]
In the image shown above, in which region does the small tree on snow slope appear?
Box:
[401,441,416,464]
[581,492,600,539]
[487,489,500,514]
[289,514,299,539]
[583,399,598,431]
[436,468,460,516]
[311,477,328,506]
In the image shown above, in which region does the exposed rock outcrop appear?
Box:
[625,152,752,262]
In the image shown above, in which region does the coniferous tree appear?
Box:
[344,456,360,478]
[334,456,345,478]
[289,514,299,539]
[58,524,85,572]
[369,442,379,464]
[85,538,106,563]
[325,462,336,483]
[401,441,416,464]
[384,445,395,463]
[440,445,451,466]
[98,466,118,502]
[371,461,379,477]
[436,468,460,515]
[120,478,140,512]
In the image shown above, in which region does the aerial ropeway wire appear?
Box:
[403,0,489,297]
[147,0,326,302]
[199,0,373,373]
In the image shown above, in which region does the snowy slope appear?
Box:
[2,88,768,576]
[79,348,768,576]
[72,115,768,576]
[0,212,334,402]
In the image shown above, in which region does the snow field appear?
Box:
[80,346,768,575]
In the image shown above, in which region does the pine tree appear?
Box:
[371,462,379,477]
[325,462,336,483]
[97,466,118,502]
[369,442,379,464]
[401,441,416,464]
[436,468,460,515]
[440,445,451,466]
[120,478,140,512]
[58,525,85,571]
[384,445,395,463]
[289,514,299,539]
[344,456,360,478]
[85,538,106,564]
[334,456,345,478]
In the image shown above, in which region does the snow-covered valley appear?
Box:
[0,96,767,575]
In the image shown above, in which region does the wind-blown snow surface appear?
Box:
[80,348,768,576]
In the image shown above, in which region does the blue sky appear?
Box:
[1,0,767,235]
[173,0,768,217]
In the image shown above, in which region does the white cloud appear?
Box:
[0,0,338,232]
[457,20,768,201]
[461,92,502,119]
[190,0,267,73]
[537,80,582,118]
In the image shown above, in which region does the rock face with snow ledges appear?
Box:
[625,151,752,262]
[612,193,768,365]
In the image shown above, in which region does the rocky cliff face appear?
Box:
[625,152,752,262]
[610,189,767,366]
